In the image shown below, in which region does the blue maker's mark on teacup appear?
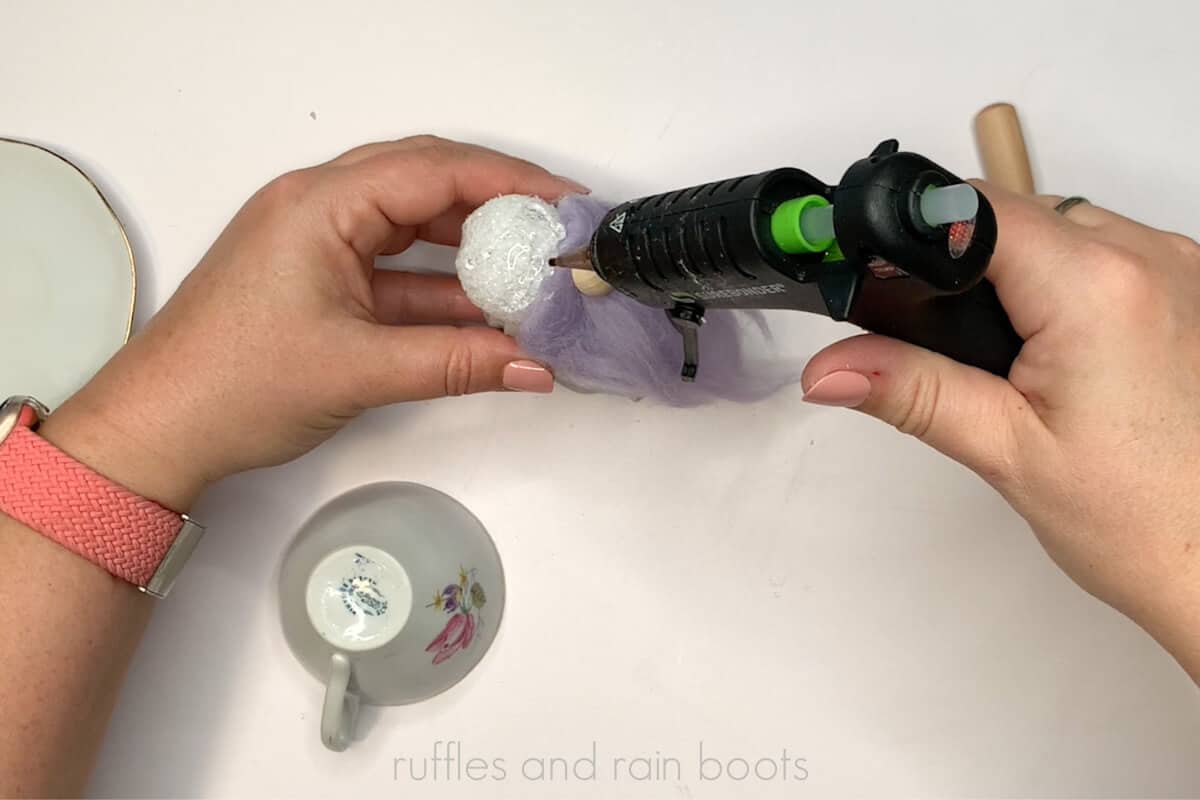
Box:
[337,552,389,617]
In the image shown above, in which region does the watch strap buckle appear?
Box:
[142,514,206,598]
[0,396,50,441]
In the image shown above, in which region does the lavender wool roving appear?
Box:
[456,194,806,405]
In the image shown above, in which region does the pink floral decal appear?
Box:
[425,567,485,665]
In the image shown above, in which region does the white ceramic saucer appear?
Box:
[0,138,135,407]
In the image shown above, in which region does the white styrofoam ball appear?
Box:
[455,195,565,332]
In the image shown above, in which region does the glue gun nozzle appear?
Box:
[550,247,594,272]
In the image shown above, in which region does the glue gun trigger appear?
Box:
[667,299,705,382]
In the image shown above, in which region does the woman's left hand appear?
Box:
[42,136,583,511]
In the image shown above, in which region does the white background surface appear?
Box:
[4,1,1200,797]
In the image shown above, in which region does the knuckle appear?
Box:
[400,134,457,163]
[443,344,475,397]
[1165,231,1200,263]
[1085,241,1157,308]
[400,133,445,149]
[256,169,313,211]
[892,371,943,441]
[335,142,383,162]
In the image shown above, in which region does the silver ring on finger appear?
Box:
[1054,196,1090,216]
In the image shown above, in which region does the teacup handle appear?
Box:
[321,652,360,751]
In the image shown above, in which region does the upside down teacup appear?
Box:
[279,482,505,750]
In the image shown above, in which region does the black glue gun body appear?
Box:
[568,140,1022,380]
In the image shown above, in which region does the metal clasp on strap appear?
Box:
[0,396,50,442]
[141,515,206,599]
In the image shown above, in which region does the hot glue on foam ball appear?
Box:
[455,195,565,333]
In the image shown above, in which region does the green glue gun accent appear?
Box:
[770,195,835,255]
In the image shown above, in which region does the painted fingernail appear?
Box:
[802,371,871,407]
[552,175,591,195]
[503,360,554,393]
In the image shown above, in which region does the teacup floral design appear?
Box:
[426,567,486,665]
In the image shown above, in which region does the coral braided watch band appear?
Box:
[0,398,203,597]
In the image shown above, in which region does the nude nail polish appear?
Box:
[802,371,871,407]
[503,360,554,394]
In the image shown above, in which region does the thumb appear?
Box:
[802,333,1038,487]
[353,323,554,405]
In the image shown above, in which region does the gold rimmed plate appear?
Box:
[0,137,135,408]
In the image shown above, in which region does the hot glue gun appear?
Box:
[552,140,1022,380]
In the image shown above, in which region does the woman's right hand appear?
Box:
[801,184,1200,680]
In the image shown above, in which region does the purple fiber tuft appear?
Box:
[515,195,806,406]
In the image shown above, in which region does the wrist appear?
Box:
[37,388,210,513]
